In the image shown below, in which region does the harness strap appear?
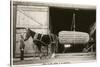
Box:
[34,32,55,45]
[33,33,38,40]
[48,34,51,43]
[50,34,55,43]
[40,34,43,41]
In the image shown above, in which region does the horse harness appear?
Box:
[33,33,55,46]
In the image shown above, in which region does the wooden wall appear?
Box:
[13,5,49,57]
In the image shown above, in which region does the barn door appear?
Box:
[15,5,49,57]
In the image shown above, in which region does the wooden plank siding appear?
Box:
[13,5,49,57]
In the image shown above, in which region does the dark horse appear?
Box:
[24,28,58,59]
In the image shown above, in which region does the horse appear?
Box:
[24,28,58,59]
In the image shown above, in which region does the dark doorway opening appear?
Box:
[49,7,96,53]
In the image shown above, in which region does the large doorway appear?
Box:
[49,7,96,53]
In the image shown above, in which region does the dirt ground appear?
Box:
[12,52,96,66]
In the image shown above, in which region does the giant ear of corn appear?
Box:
[59,31,89,44]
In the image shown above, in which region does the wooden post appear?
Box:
[13,5,17,58]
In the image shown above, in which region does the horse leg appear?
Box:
[47,45,48,56]
[51,43,56,58]
[37,45,43,59]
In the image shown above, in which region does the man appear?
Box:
[20,34,25,60]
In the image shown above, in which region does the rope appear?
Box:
[71,13,76,31]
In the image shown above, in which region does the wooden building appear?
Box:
[12,0,96,57]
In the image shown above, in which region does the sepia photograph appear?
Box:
[11,0,96,66]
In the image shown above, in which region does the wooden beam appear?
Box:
[13,5,17,58]
[12,1,96,10]
[16,25,48,29]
